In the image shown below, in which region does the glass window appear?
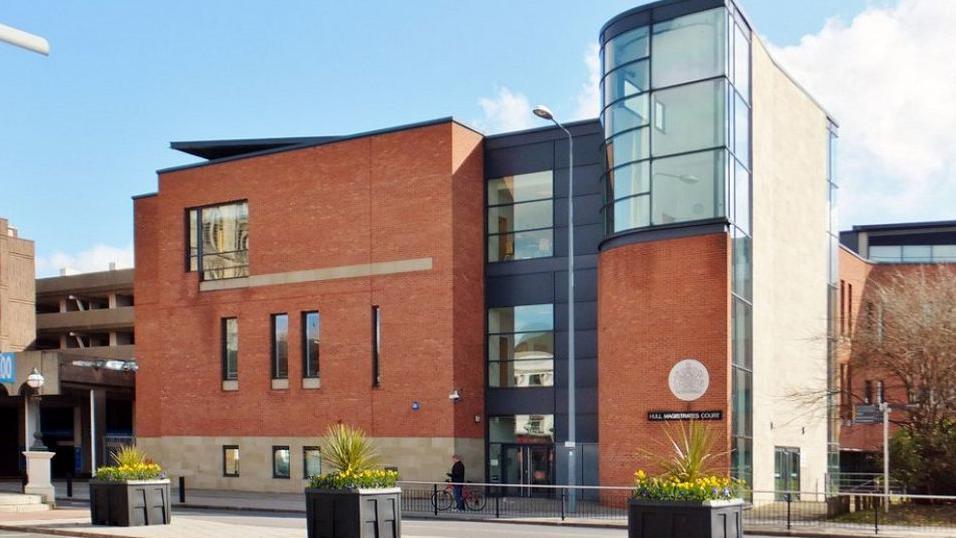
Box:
[612,195,650,233]
[733,299,752,370]
[604,94,649,138]
[303,447,321,479]
[604,26,649,68]
[489,415,555,444]
[733,23,750,101]
[733,93,749,165]
[869,245,901,263]
[604,59,649,104]
[734,161,751,235]
[272,314,288,379]
[488,305,554,389]
[222,317,238,381]
[372,305,381,387]
[902,245,932,262]
[933,245,956,262]
[488,171,554,263]
[732,369,753,436]
[186,201,249,280]
[488,230,553,262]
[733,231,752,301]
[608,161,650,200]
[651,8,727,88]
[302,312,319,379]
[272,446,290,479]
[606,130,650,170]
[651,79,726,157]
[488,200,553,234]
[651,150,725,225]
[223,446,239,477]
[488,171,553,205]
[488,304,554,334]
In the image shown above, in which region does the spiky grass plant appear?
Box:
[95,445,164,481]
[309,424,397,489]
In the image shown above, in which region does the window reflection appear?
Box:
[488,305,554,389]
[651,150,725,225]
[187,201,249,280]
[651,8,726,88]
[488,171,554,262]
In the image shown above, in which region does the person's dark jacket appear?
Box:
[449,461,465,483]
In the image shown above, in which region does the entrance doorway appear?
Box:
[774,446,801,500]
[500,444,554,497]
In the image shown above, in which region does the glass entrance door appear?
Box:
[500,444,554,497]
[774,447,801,500]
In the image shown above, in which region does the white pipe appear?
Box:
[90,390,96,475]
[0,23,49,56]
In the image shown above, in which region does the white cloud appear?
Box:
[476,43,601,133]
[35,243,134,277]
[766,0,956,227]
[572,43,601,121]
[476,86,535,134]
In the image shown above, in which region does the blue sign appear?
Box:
[0,353,14,383]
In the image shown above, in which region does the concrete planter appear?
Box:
[89,479,171,527]
[305,487,401,538]
[628,498,743,538]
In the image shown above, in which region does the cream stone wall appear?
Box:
[138,436,484,493]
[751,38,832,494]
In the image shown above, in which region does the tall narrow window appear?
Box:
[222,446,239,477]
[303,447,322,479]
[876,380,885,404]
[487,171,554,262]
[271,314,288,379]
[185,201,249,280]
[221,317,238,381]
[864,380,873,405]
[272,446,290,479]
[302,311,320,379]
[487,304,555,388]
[847,284,853,336]
[372,306,381,387]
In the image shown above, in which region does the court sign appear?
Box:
[0,352,14,383]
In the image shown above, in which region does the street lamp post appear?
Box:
[532,105,576,507]
[26,367,46,451]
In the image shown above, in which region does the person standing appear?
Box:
[447,454,466,510]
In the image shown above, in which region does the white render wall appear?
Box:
[750,37,831,495]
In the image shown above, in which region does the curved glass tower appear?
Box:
[599,1,754,488]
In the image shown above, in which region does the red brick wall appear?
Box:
[597,233,731,486]
[134,121,485,440]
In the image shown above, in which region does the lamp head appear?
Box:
[532,105,554,121]
[26,367,44,389]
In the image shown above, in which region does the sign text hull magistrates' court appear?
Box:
[647,410,723,421]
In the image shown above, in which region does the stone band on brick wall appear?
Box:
[198,257,434,292]
[137,436,484,493]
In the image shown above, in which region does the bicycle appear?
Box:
[431,480,487,511]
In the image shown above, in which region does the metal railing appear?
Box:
[832,472,906,493]
[399,481,956,535]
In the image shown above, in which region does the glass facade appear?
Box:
[187,201,249,280]
[488,305,554,388]
[868,244,956,263]
[826,122,841,486]
[601,7,741,235]
[487,171,554,262]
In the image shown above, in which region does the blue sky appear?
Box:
[3,0,950,275]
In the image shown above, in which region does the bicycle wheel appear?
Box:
[465,490,486,511]
[432,489,453,511]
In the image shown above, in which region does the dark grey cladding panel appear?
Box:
[485,141,554,178]
[486,387,555,415]
[554,164,605,198]
[600,0,727,43]
[485,254,598,278]
[485,120,602,150]
[554,356,598,388]
[868,230,956,246]
[555,193,604,227]
[554,329,598,359]
[555,387,599,415]
[554,269,598,303]
[555,223,604,256]
[554,301,598,331]
[553,132,605,169]
[839,231,860,254]
[554,412,599,443]
[486,272,555,307]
